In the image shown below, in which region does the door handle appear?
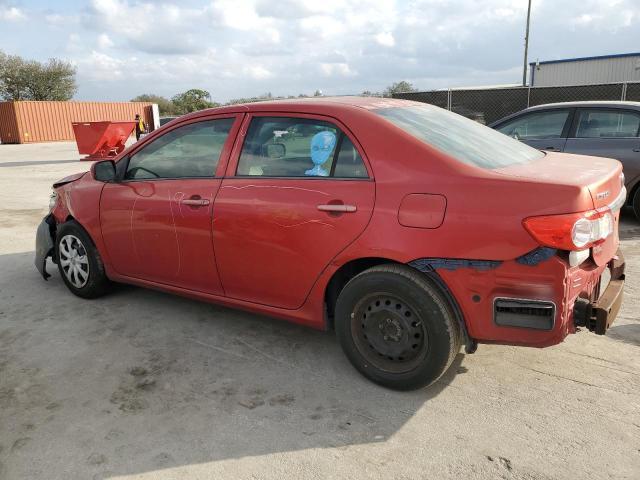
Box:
[181,198,210,206]
[545,146,558,151]
[633,148,640,153]
[317,204,357,213]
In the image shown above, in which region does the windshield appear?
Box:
[375,104,544,169]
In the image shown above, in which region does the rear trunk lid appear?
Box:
[493,152,623,210]
[493,152,623,266]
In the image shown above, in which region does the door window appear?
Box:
[496,110,570,140]
[575,109,640,138]
[237,117,368,178]
[125,118,234,180]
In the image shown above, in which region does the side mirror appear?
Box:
[93,160,117,182]
[264,143,286,159]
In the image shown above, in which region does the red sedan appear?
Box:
[35,97,626,390]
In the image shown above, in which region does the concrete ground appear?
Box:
[0,142,638,480]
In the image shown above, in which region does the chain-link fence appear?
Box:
[394,81,640,125]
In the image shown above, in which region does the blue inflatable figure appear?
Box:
[305,131,336,176]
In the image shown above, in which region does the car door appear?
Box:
[100,115,241,294]
[212,113,375,309]
[494,108,573,152]
[563,108,640,183]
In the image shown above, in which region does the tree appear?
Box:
[0,50,77,101]
[131,94,176,116]
[383,81,418,97]
[171,89,218,114]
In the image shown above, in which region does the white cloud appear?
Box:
[97,33,114,50]
[243,65,273,80]
[375,32,395,47]
[0,6,25,21]
[320,63,355,77]
[2,0,639,102]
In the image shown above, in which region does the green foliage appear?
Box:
[225,92,278,105]
[130,94,176,116]
[171,89,218,114]
[0,50,77,101]
[383,81,418,97]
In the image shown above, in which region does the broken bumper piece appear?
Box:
[35,215,55,280]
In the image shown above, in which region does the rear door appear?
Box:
[212,113,375,309]
[100,115,241,294]
[494,108,573,152]
[563,108,640,181]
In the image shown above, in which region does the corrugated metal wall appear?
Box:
[0,101,153,144]
[0,102,19,143]
[532,55,640,87]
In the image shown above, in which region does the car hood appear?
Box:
[53,171,87,189]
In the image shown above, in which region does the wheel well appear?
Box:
[628,180,640,206]
[324,257,473,352]
[325,257,402,330]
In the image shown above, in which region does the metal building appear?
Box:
[529,52,640,87]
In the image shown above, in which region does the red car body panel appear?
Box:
[48,97,624,347]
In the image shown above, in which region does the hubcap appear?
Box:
[59,234,90,289]
[352,294,428,373]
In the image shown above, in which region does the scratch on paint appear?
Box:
[272,219,335,228]
[168,190,181,274]
[130,196,141,264]
[223,184,330,196]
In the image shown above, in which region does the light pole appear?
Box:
[522,0,532,86]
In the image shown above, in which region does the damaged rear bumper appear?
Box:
[574,250,625,335]
[35,214,56,280]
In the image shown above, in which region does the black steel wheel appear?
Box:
[352,294,428,374]
[335,264,461,390]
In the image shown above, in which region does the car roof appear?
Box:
[524,100,640,111]
[489,100,640,127]
[178,96,424,120]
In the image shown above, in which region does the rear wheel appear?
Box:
[56,221,111,299]
[335,264,461,390]
[633,187,640,222]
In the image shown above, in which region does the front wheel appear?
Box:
[56,221,111,299]
[335,264,461,390]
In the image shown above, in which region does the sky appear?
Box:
[0,0,638,102]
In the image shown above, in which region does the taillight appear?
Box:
[523,209,613,251]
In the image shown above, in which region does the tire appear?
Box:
[633,187,640,222]
[335,264,461,391]
[55,220,111,299]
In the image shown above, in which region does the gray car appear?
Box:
[490,101,640,220]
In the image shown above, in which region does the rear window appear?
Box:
[375,104,544,169]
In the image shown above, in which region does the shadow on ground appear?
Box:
[619,207,640,240]
[607,324,640,347]
[0,252,464,479]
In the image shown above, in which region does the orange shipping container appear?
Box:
[0,101,154,144]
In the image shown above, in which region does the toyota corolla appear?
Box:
[35,97,626,390]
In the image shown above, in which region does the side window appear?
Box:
[497,110,570,140]
[333,136,368,178]
[237,117,368,178]
[575,109,640,138]
[125,118,234,180]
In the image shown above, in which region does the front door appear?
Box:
[101,115,240,294]
[213,114,375,309]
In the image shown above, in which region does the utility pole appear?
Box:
[522,0,532,86]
